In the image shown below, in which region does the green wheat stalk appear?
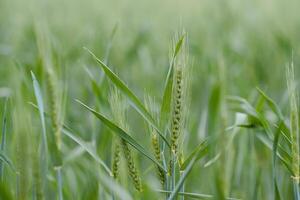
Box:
[287,63,300,200]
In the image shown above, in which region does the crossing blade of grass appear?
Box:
[256,88,286,200]
[83,47,170,148]
[0,151,15,172]
[160,63,173,129]
[31,71,49,197]
[229,95,292,164]
[55,167,63,200]
[228,96,274,138]
[230,94,294,177]
[273,122,283,200]
[257,134,292,174]
[61,127,112,176]
[167,143,208,200]
[76,99,167,172]
[286,64,300,200]
[180,139,208,170]
[167,156,197,200]
[173,34,185,58]
[0,98,8,180]
[31,72,48,159]
[160,34,185,128]
[227,96,260,120]
[157,190,241,200]
[256,87,284,120]
[84,67,107,105]
[98,169,133,200]
[256,88,292,143]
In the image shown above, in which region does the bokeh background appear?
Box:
[1,0,300,199]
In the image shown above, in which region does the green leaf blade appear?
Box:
[83,47,170,148]
[62,127,112,176]
[76,100,167,173]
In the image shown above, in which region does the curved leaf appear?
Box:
[83,47,170,148]
[0,151,15,172]
[76,100,167,173]
[62,127,112,176]
[160,34,185,129]
[167,139,208,200]
[158,190,241,200]
[180,140,208,170]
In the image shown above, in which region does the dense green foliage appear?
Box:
[1,0,300,199]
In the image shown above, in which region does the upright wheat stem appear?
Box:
[46,70,62,151]
[169,33,188,197]
[46,69,63,199]
[169,67,184,192]
[56,167,63,200]
[14,109,30,200]
[0,98,7,181]
[287,64,300,200]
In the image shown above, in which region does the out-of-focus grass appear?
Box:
[1,0,300,199]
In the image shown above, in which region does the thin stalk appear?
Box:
[180,170,185,200]
[287,64,300,199]
[293,181,300,200]
[56,167,63,200]
[172,153,176,190]
[163,153,169,199]
[0,98,8,181]
[169,152,176,198]
[16,173,20,200]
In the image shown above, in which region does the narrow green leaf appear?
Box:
[256,87,284,120]
[168,140,208,200]
[274,181,281,200]
[0,98,8,179]
[62,127,112,176]
[227,96,259,120]
[158,190,241,200]
[257,134,292,174]
[84,67,107,105]
[0,151,15,172]
[31,71,49,197]
[98,170,133,200]
[173,34,185,58]
[180,140,208,170]
[229,95,293,176]
[55,167,63,200]
[160,34,185,129]
[160,68,173,129]
[168,156,197,200]
[29,100,111,174]
[273,122,283,200]
[207,83,221,136]
[76,100,167,172]
[0,99,7,150]
[31,71,48,162]
[83,47,170,148]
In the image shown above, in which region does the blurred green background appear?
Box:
[1,0,300,199]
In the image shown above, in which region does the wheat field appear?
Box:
[1,0,300,199]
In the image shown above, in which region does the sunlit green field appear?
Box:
[1,0,300,199]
